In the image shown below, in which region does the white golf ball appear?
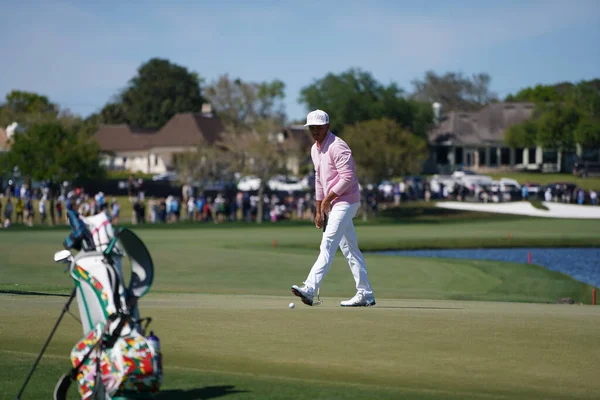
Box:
[289,302,295,309]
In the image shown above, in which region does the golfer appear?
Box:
[292,110,375,307]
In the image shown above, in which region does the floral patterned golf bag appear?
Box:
[54,210,162,400]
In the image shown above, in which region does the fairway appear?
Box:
[1,218,599,399]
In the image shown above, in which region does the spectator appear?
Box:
[39,195,47,225]
[111,198,120,223]
[187,196,195,221]
[56,200,63,224]
[3,198,13,227]
[127,174,137,201]
[577,189,585,205]
[544,188,553,202]
[15,198,24,224]
[149,198,158,223]
[591,190,598,206]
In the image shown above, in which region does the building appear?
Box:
[275,124,312,175]
[94,111,226,174]
[426,102,546,173]
[94,111,312,176]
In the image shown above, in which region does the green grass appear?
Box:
[1,220,600,399]
[1,219,598,302]
[2,296,600,400]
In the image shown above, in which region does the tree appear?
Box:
[505,119,538,148]
[411,71,497,111]
[298,68,433,137]
[98,102,128,125]
[574,116,600,147]
[506,82,573,103]
[174,139,232,194]
[6,122,105,184]
[205,76,289,223]
[205,75,286,133]
[0,90,59,126]
[103,58,206,128]
[535,104,580,152]
[342,119,427,219]
[504,79,600,169]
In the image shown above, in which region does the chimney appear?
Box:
[432,102,442,125]
[6,122,24,139]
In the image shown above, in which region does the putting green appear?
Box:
[1,294,599,400]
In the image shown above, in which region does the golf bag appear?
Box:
[54,210,162,400]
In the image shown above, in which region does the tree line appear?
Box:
[505,80,600,150]
[1,57,598,218]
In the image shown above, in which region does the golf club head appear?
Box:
[53,250,73,264]
[53,373,72,400]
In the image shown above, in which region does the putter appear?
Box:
[313,213,327,305]
[16,288,77,400]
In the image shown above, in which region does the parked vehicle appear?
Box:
[573,160,600,177]
[152,172,178,182]
[237,176,261,191]
[268,175,307,192]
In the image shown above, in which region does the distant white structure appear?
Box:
[432,102,442,123]
[6,122,24,139]
[436,201,600,219]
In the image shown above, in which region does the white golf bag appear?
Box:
[54,210,162,400]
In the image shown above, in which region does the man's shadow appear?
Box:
[154,385,248,399]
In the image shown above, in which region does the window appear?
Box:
[478,148,487,165]
[489,147,498,165]
[455,147,464,165]
[501,148,510,165]
[528,148,536,163]
[515,148,524,164]
[543,150,558,163]
[154,154,159,166]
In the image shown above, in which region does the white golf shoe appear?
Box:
[291,284,315,306]
[340,292,376,307]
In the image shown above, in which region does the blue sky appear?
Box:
[1,0,598,122]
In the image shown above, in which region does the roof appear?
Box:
[150,113,225,148]
[94,113,226,152]
[428,102,535,146]
[94,124,157,152]
[281,125,312,152]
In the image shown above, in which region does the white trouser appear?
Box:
[305,202,373,296]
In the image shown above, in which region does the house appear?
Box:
[94,111,313,176]
[275,125,312,175]
[426,102,563,173]
[95,111,225,174]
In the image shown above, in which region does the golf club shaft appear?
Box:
[15,288,77,400]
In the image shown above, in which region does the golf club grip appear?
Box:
[322,213,327,232]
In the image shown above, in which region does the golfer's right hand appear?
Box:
[315,212,324,229]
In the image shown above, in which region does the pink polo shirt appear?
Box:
[311,131,361,205]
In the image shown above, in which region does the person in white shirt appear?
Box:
[39,195,47,224]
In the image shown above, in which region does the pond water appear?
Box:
[375,248,600,287]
